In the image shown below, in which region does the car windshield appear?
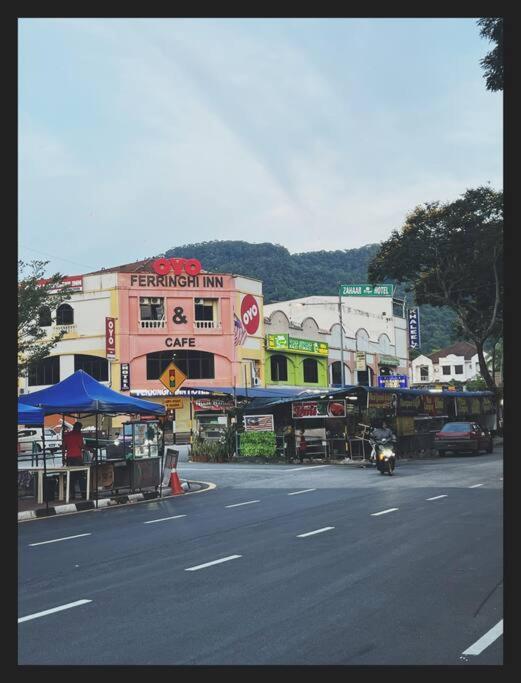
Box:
[441,423,471,432]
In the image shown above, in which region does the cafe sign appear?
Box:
[292,400,346,418]
[339,283,394,297]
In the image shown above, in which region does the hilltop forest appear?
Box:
[165,240,457,355]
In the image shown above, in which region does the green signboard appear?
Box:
[266,334,328,356]
[339,283,394,297]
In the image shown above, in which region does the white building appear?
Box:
[412,341,482,387]
[264,295,410,387]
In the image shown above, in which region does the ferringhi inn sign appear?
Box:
[130,258,224,288]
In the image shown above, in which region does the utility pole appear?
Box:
[338,290,345,387]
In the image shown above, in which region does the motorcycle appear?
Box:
[369,436,396,476]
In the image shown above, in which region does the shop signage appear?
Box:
[193,397,235,412]
[408,308,421,349]
[368,392,397,413]
[339,283,394,297]
[159,362,187,394]
[397,393,422,416]
[377,375,408,388]
[355,351,367,371]
[244,414,275,432]
[37,275,83,293]
[130,274,224,288]
[165,337,196,348]
[266,334,328,356]
[291,400,346,419]
[130,388,212,397]
[120,363,130,391]
[422,394,445,415]
[379,355,400,366]
[165,397,184,410]
[152,257,202,276]
[105,317,116,359]
[456,397,470,416]
[241,294,260,335]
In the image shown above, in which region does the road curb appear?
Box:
[18,480,215,522]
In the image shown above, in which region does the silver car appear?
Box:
[18,428,62,455]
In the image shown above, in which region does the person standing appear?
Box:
[63,422,86,499]
[298,429,307,464]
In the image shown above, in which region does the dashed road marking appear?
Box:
[144,515,187,524]
[18,599,92,623]
[462,619,503,655]
[185,555,242,571]
[288,489,316,496]
[426,495,448,501]
[371,508,399,516]
[225,500,260,508]
[297,527,335,538]
[286,465,329,472]
[469,484,484,488]
[29,533,92,547]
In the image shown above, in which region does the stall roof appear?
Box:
[18,401,44,425]
[181,385,309,399]
[18,370,165,416]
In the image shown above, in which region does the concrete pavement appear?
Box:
[18,449,503,665]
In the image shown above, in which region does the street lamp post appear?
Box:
[338,292,346,387]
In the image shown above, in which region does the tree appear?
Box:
[368,187,503,393]
[477,18,503,91]
[18,260,74,377]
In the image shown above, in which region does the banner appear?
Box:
[408,308,421,349]
[267,334,328,356]
[422,394,445,415]
[398,393,422,416]
[456,397,470,416]
[367,392,397,414]
[193,397,235,412]
[355,351,367,371]
[244,414,275,432]
[377,374,408,388]
[292,400,346,419]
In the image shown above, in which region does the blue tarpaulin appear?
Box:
[18,402,44,425]
[18,370,165,416]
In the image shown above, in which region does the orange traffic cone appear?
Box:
[169,470,184,495]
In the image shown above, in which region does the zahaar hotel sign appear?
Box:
[266,334,328,356]
[130,258,224,288]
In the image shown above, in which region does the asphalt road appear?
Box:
[18,449,503,665]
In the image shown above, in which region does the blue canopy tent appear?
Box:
[18,402,44,426]
[19,371,166,510]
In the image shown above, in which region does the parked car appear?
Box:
[17,428,62,455]
[434,422,493,456]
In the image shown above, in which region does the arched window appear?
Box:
[38,306,52,327]
[356,329,370,352]
[379,334,391,354]
[330,362,351,386]
[28,356,60,386]
[270,355,288,382]
[303,358,319,384]
[74,354,109,381]
[56,303,74,325]
[146,350,215,380]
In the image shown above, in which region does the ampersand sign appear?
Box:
[172,307,187,324]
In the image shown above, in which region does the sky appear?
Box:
[18,18,502,276]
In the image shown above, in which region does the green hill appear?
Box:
[164,240,456,354]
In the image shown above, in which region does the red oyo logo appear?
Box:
[152,258,202,276]
[241,294,260,335]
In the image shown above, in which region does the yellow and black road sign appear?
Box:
[159,362,187,394]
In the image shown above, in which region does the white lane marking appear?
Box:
[225,500,260,508]
[426,495,448,501]
[185,555,242,571]
[286,465,329,472]
[499,478,503,481]
[288,489,317,496]
[371,508,399,516]
[144,515,187,524]
[29,533,92,547]
[18,599,92,623]
[469,483,484,488]
[462,619,503,655]
[297,526,335,538]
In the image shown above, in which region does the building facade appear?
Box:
[411,341,482,388]
[264,295,410,388]
[21,258,266,433]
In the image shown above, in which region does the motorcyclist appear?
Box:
[370,420,396,462]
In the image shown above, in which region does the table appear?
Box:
[25,466,91,504]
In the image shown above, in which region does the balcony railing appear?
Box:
[140,319,166,329]
[56,324,77,334]
[194,320,221,329]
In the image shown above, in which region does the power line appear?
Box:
[18,245,97,271]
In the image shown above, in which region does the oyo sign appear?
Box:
[240,294,260,335]
[152,257,202,276]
